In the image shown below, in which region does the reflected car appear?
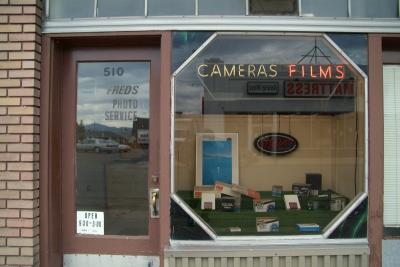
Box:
[77,138,119,153]
[118,144,131,153]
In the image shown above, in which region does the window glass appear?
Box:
[198,0,246,15]
[301,0,348,17]
[148,0,195,16]
[249,0,298,15]
[49,0,94,18]
[97,0,145,17]
[172,33,366,238]
[383,66,400,228]
[351,0,398,18]
[76,62,150,236]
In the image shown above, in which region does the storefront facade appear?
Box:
[1,0,400,266]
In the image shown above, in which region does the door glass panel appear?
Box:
[76,62,150,236]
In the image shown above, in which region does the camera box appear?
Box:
[256,217,279,232]
[253,199,275,212]
[292,183,311,197]
[272,185,283,197]
[297,223,320,232]
[215,181,240,198]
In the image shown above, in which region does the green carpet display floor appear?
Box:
[177,191,342,236]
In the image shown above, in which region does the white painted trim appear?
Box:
[42,16,400,34]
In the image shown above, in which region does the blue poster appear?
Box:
[202,139,232,185]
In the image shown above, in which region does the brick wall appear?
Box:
[0,0,41,266]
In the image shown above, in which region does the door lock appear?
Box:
[150,188,160,218]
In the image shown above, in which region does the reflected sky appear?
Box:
[174,33,367,114]
[77,62,150,128]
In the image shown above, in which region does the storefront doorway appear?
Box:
[41,37,164,266]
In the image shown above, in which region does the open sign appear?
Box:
[254,133,298,155]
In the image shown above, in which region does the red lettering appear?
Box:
[310,65,317,78]
[288,64,296,77]
[286,82,294,95]
[336,65,345,79]
[295,83,302,95]
[320,65,332,79]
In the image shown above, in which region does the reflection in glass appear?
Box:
[198,0,245,15]
[249,0,298,15]
[301,0,348,17]
[351,0,398,18]
[148,0,195,16]
[49,0,94,18]
[97,0,145,17]
[76,62,150,236]
[173,34,366,238]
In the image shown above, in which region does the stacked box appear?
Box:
[253,199,275,212]
[256,217,279,232]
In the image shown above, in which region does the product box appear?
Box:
[201,191,216,210]
[232,184,261,200]
[296,223,320,232]
[220,196,241,212]
[292,183,312,197]
[253,199,275,212]
[272,185,283,197]
[215,181,240,198]
[229,227,241,233]
[256,217,279,232]
[194,186,217,199]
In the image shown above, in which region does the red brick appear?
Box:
[0,199,5,207]
[0,107,6,115]
[0,161,5,169]
[0,256,4,265]
[0,190,19,199]
[0,153,19,161]
[0,228,19,237]
[0,182,5,189]
[23,6,40,15]
[0,171,19,180]
[0,70,7,78]
[0,126,6,134]
[0,219,5,227]
[21,244,39,255]
[7,181,38,190]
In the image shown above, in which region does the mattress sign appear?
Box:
[254,133,298,156]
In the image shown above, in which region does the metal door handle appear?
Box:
[150,188,160,218]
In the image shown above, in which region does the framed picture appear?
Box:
[196,133,239,186]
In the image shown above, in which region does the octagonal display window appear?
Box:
[172,33,367,239]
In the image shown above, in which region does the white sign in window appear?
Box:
[76,211,104,235]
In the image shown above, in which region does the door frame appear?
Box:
[40,32,172,267]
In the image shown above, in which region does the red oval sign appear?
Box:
[254,133,298,155]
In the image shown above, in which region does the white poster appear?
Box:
[76,211,104,235]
